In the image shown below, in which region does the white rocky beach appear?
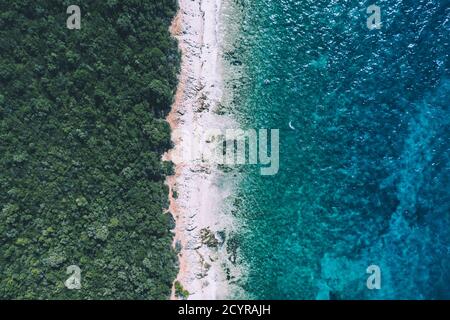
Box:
[164,0,243,300]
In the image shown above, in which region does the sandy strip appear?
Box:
[164,0,238,300]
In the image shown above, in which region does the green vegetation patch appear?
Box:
[0,0,180,299]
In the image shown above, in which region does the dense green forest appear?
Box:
[0,0,180,299]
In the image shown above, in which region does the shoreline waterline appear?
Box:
[164,0,244,300]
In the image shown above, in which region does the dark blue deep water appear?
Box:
[227,0,449,299]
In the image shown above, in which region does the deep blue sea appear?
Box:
[226,0,449,299]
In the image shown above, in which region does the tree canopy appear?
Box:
[0,0,180,299]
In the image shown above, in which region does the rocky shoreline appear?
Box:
[164,0,240,299]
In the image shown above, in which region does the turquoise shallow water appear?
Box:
[225,0,449,299]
